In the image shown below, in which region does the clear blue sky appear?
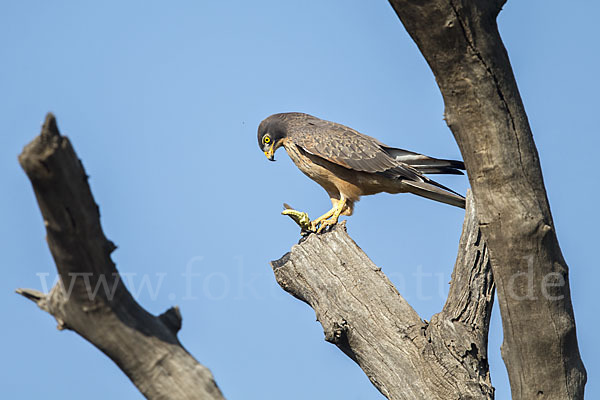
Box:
[2,1,598,399]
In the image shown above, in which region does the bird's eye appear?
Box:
[264,136,271,144]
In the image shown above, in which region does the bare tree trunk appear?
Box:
[17,114,225,400]
[273,193,495,400]
[16,1,587,398]
[272,1,586,398]
[385,0,586,398]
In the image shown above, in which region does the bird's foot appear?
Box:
[314,217,339,233]
[311,198,346,233]
[282,202,343,234]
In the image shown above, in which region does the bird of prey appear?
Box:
[258,112,465,232]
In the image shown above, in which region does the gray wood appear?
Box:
[385,1,586,398]
[15,1,587,398]
[272,193,495,400]
[17,114,225,400]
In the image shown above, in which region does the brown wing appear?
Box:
[286,116,423,181]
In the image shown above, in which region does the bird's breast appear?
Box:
[283,141,326,181]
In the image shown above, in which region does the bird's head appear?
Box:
[257,115,287,161]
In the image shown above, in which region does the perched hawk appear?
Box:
[258,112,465,232]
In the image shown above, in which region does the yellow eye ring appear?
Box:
[264,136,271,144]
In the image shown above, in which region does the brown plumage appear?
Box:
[258,112,466,232]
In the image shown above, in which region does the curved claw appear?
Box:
[316,217,337,233]
[282,209,312,231]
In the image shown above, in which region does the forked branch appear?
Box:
[272,193,494,400]
[387,0,586,397]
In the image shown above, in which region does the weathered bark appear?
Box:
[272,193,495,400]
[386,0,586,398]
[17,114,225,400]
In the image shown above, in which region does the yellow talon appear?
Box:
[311,197,347,233]
[281,198,347,234]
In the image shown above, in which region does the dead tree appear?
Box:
[274,195,494,399]
[17,1,586,399]
[273,1,586,399]
[17,114,225,400]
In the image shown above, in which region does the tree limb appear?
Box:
[386,0,586,398]
[17,113,225,400]
[272,193,494,400]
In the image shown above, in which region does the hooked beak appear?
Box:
[264,143,276,161]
